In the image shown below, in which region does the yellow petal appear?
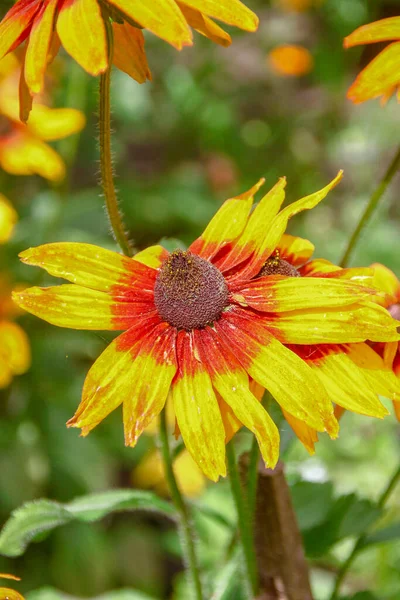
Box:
[347,343,400,402]
[276,233,314,266]
[0,320,30,375]
[108,0,193,49]
[0,194,18,243]
[27,105,86,141]
[177,3,231,46]
[0,588,24,600]
[133,245,169,269]
[0,133,65,181]
[112,21,152,83]
[282,409,318,454]
[172,331,226,481]
[0,1,40,61]
[57,0,108,76]
[178,0,259,32]
[347,42,400,104]
[371,262,400,305]
[24,0,58,94]
[344,16,400,48]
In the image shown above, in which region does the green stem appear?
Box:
[340,145,400,267]
[330,464,400,600]
[99,16,132,257]
[159,407,203,600]
[247,436,260,524]
[226,441,258,597]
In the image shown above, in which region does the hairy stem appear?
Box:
[99,16,132,256]
[340,145,400,267]
[330,464,400,599]
[159,407,203,600]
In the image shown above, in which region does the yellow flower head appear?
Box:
[0,573,24,600]
[0,53,85,180]
[344,16,400,104]
[0,193,18,243]
[13,174,400,480]
[0,0,258,98]
[0,278,31,388]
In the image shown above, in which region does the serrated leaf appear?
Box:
[0,490,176,557]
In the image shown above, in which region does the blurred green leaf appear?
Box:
[339,592,379,600]
[0,490,176,557]
[27,588,156,600]
[208,549,246,600]
[291,481,334,530]
[361,522,400,549]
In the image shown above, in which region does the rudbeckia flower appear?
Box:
[0,54,85,181]
[0,193,18,243]
[13,173,400,480]
[0,277,31,388]
[344,16,400,104]
[0,574,24,600]
[0,0,258,99]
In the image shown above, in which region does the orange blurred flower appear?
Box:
[0,54,85,181]
[344,16,400,104]
[13,173,400,479]
[268,44,314,77]
[0,574,24,600]
[0,193,18,243]
[0,278,31,389]
[0,0,258,100]
[277,0,323,12]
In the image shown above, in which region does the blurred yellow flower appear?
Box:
[0,54,85,181]
[0,193,18,243]
[0,278,30,389]
[268,44,314,77]
[277,0,323,12]
[0,0,258,99]
[344,16,400,104]
[0,573,24,600]
[133,448,206,498]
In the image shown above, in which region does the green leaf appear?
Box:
[361,522,400,549]
[209,550,247,600]
[0,490,176,557]
[291,481,334,530]
[27,588,157,600]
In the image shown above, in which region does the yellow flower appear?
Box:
[0,278,31,388]
[13,174,400,479]
[0,0,258,98]
[0,573,24,600]
[0,193,18,243]
[0,53,85,180]
[268,44,314,77]
[344,16,400,104]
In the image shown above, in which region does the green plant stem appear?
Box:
[330,464,400,600]
[159,408,203,600]
[247,436,260,523]
[226,441,258,597]
[99,17,132,257]
[340,144,400,267]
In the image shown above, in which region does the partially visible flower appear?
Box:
[268,45,314,77]
[0,53,85,181]
[0,193,18,243]
[13,174,400,479]
[277,0,324,12]
[133,448,205,498]
[344,16,400,104]
[0,0,258,102]
[0,573,24,600]
[0,278,31,388]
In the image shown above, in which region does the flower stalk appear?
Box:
[99,15,133,257]
[159,407,203,600]
[340,145,400,267]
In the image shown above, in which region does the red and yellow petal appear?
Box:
[133,245,169,269]
[290,344,389,418]
[24,0,58,94]
[112,21,152,83]
[57,0,108,76]
[18,243,157,297]
[276,233,314,266]
[177,4,231,46]
[231,276,375,311]
[0,0,40,61]
[344,16,400,48]
[178,0,259,32]
[300,259,374,285]
[189,179,264,262]
[215,307,338,436]
[67,315,164,434]
[172,330,226,481]
[108,0,193,50]
[267,302,400,344]
[196,327,279,468]
[371,262,400,306]
[347,42,400,103]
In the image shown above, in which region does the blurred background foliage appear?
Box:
[0,0,400,599]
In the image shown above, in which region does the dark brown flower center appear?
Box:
[388,303,400,322]
[154,250,229,330]
[258,254,300,278]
